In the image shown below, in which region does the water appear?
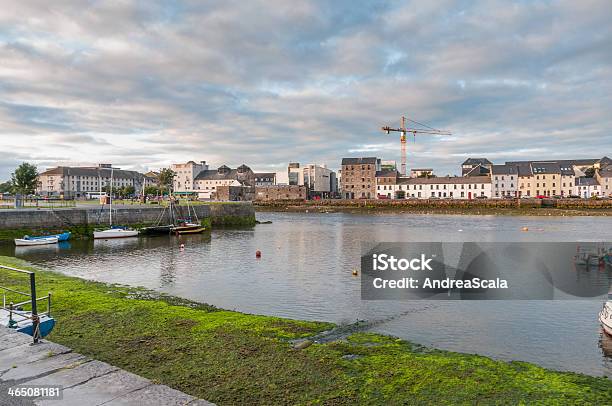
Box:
[1,212,611,377]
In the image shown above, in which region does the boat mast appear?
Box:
[109,167,113,227]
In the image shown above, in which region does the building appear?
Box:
[575,177,601,198]
[491,164,518,198]
[410,168,433,178]
[275,163,304,186]
[380,160,397,171]
[302,164,337,198]
[254,173,276,186]
[375,170,399,199]
[171,161,208,193]
[143,171,159,188]
[383,176,492,199]
[461,158,492,176]
[194,164,255,199]
[216,185,254,201]
[37,164,147,198]
[341,157,380,199]
[595,161,612,196]
[255,185,307,201]
[507,158,607,197]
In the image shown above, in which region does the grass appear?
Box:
[1,256,610,405]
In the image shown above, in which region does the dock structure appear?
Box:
[0,326,214,406]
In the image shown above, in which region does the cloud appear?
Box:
[0,0,610,180]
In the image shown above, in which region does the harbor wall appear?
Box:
[0,202,256,239]
[254,198,612,209]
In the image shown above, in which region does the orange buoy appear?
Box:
[352,269,358,276]
[256,250,262,258]
[521,227,529,232]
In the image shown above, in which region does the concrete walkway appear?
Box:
[0,327,214,406]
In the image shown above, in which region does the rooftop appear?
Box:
[398,176,491,185]
[375,170,398,178]
[39,166,143,179]
[462,158,492,166]
[342,157,378,165]
[490,164,518,175]
[575,177,600,186]
[464,165,490,176]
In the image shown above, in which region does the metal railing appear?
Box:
[0,198,76,209]
[0,265,51,343]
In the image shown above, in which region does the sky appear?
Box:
[0,0,611,180]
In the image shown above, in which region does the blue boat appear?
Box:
[24,232,71,242]
[1,310,56,338]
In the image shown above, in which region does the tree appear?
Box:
[0,181,12,193]
[157,168,176,194]
[122,185,135,197]
[144,185,159,196]
[11,163,38,195]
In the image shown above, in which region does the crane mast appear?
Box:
[381,116,451,176]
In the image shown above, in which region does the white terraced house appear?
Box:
[376,173,492,200]
[491,164,518,198]
[575,177,601,198]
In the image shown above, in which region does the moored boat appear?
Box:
[23,231,71,242]
[93,228,138,239]
[599,299,612,336]
[14,236,59,246]
[172,223,206,235]
[93,167,138,240]
[0,309,56,338]
[139,225,174,236]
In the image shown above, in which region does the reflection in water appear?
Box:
[600,331,612,371]
[1,212,611,377]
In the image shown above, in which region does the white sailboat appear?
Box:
[93,167,138,239]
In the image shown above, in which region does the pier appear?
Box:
[0,202,256,240]
[0,326,214,405]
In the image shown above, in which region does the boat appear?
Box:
[93,228,138,239]
[14,236,58,246]
[93,167,138,239]
[599,298,612,336]
[139,225,174,236]
[171,199,206,234]
[172,222,206,235]
[0,309,56,338]
[23,231,71,242]
[1,265,55,340]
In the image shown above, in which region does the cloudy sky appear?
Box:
[1,0,611,179]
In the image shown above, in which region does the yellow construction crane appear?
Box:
[382,116,451,176]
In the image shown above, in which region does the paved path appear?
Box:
[0,327,214,406]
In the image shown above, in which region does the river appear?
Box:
[2,212,611,377]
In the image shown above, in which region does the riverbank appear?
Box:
[0,202,256,240]
[1,257,610,404]
[255,199,612,216]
